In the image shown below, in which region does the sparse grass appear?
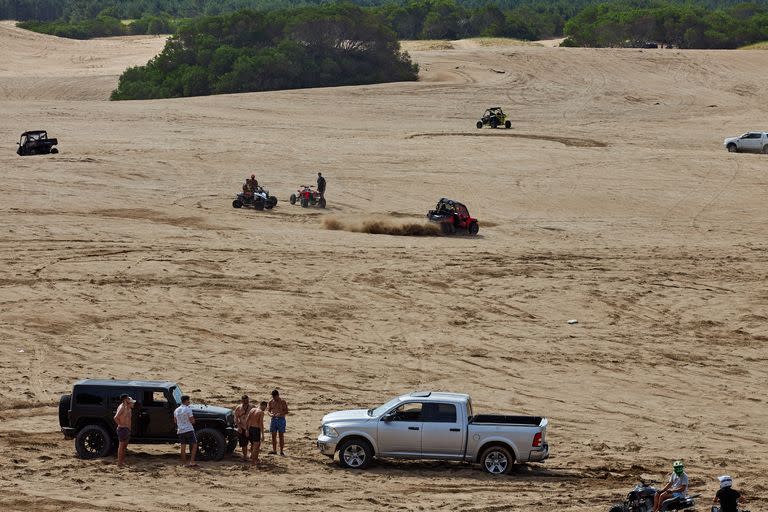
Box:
[471,37,541,47]
[740,41,768,49]
[400,40,455,51]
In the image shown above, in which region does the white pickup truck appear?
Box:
[316,391,549,474]
[723,132,768,153]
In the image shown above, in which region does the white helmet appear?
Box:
[718,475,733,489]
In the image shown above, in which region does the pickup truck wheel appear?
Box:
[196,428,226,461]
[480,445,513,475]
[75,424,113,459]
[727,144,737,153]
[338,438,373,469]
[763,145,768,154]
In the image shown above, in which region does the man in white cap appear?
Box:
[114,393,136,467]
[712,475,745,512]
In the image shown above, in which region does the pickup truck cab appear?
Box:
[723,132,768,153]
[317,391,549,474]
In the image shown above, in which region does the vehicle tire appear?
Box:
[225,431,238,455]
[75,424,113,459]
[468,222,479,235]
[300,197,309,208]
[608,505,627,512]
[290,193,297,205]
[476,121,483,129]
[337,438,373,470]
[269,197,278,208]
[319,197,326,208]
[50,148,59,154]
[505,120,511,129]
[232,199,242,208]
[727,144,737,153]
[490,118,499,129]
[58,394,71,429]
[440,222,455,235]
[196,428,226,461]
[254,200,265,211]
[480,445,513,475]
[763,145,768,154]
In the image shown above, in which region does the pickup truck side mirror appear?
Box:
[381,412,395,422]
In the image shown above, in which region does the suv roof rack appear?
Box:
[410,391,432,398]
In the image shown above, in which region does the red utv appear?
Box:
[427,198,479,235]
[290,185,326,208]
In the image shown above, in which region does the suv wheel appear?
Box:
[480,445,513,475]
[727,144,737,153]
[75,424,113,459]
[338,438,373,469]
[225,431,238,455]
[196,428,226,461]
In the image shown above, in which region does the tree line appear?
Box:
[110,5,419,100]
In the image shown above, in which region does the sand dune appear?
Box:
[1,23,768,512]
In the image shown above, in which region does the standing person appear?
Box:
[173,395,198,467]
[233,395,253,461]
[713,475,745,512]
[113,394,135,467]
[316,172,326,198]
[246,401,267,466]
[653,460,689,512]
[267,389,289,456]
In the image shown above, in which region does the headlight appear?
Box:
[322,425,338,437]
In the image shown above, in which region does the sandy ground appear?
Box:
[1,20,767,512]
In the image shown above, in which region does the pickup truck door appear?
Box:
[420,402,465,459]
[740,132,763,151]
[377,402,423,456]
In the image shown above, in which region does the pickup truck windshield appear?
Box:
[368,396,402,417]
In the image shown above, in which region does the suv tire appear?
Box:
[196,428,226,461]
[75,424,113,459]
[337,438,373,469]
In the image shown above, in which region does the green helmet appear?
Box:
[673,460,684,475]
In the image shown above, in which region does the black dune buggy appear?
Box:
[17,130,59,156]
[232,187,278,210]
[476,107,511,129]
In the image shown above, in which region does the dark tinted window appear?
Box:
[392,402,422,421]
[423,403,457,423]
[746,133,762,139]
[75,391,103,406]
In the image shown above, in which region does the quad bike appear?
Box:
[476,107,511,129]
[427,198,479,235]
[17,130,58,156]
[609,481,701,512]
[290,185,326,208]
[232,187,278,210]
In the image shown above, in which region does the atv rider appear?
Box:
[246,174,259,193]
[242,183,254,200]
[653,460,689,512]
[713,475,745,512]
[317,172,326,198]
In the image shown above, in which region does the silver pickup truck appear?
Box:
[316,391,549,474]
[724,131,768,153]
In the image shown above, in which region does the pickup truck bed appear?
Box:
[472,415,542,425]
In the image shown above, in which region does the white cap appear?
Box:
[718,475,732,488]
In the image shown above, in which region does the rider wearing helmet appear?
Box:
[713,475,745,512]
[653,460,689,512]
[246,174,259,193]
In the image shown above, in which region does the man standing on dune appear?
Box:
[246,401,267,466]
[317,172,326,199]
[174,395,198,467]
[267,389,289,456]
[114,394,135,467]
[233,395,253,461]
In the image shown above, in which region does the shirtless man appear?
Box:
[267,389,289,456]
[246,401,267,466]
[233,395,253,460]
[113,394,135,467]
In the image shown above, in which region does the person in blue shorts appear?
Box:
[267,389,289,456]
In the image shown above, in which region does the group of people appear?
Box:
[240,172,326,200]
[112,389,289,469]
[652,461,746,512]
[233,389,290,466]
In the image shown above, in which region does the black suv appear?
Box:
[59,379,237,460]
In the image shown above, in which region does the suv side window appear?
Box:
[746,133,762,139]
[392,402,422,421]
[422,403,457,423]
[75,390,103,406]
[143,390,168,407]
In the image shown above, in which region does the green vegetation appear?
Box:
[17,14,178,38]
[563,1,768,48]
[110,5,419,100]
